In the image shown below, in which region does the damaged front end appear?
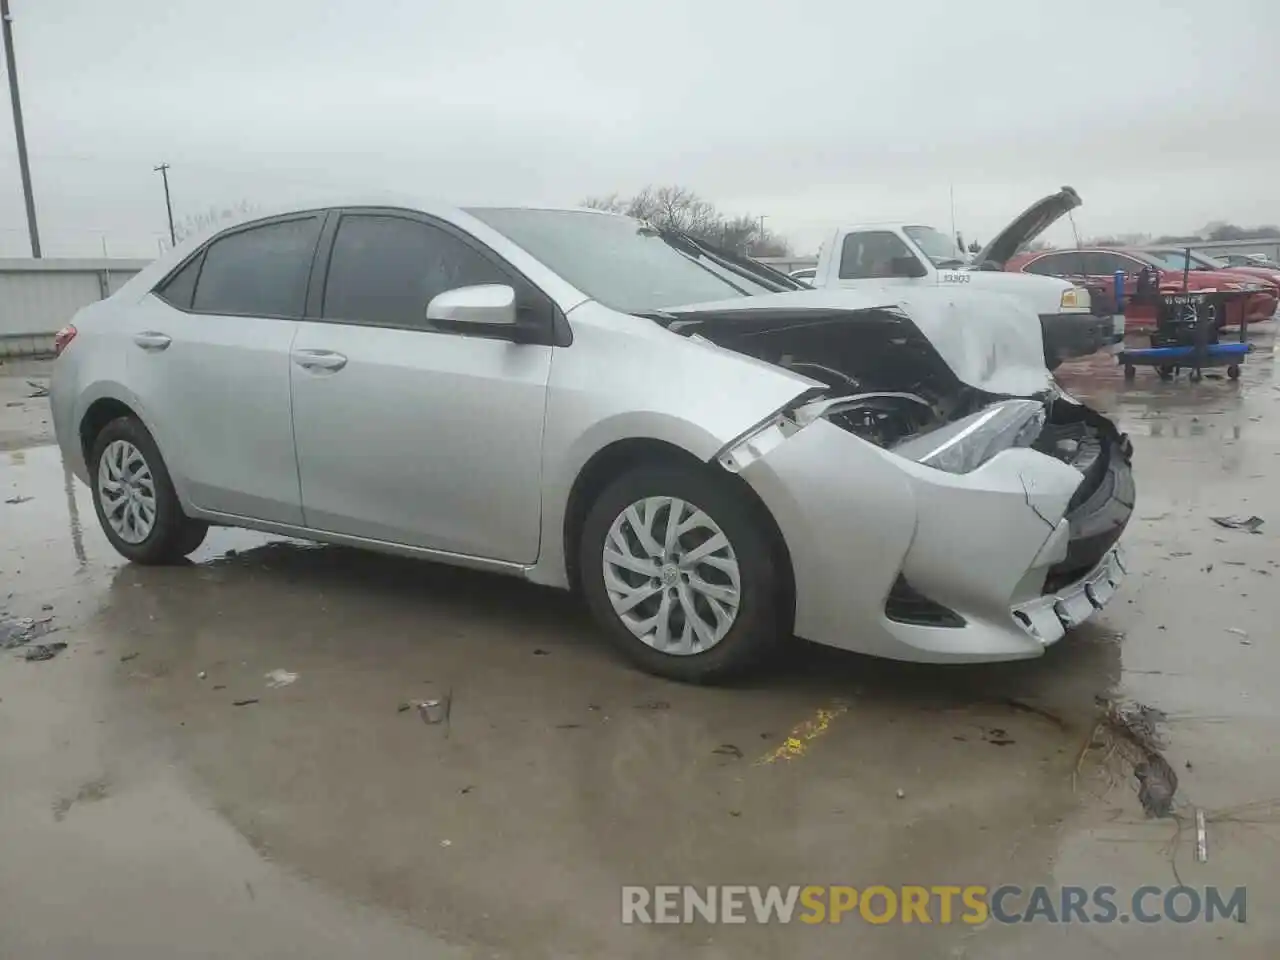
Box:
[665,302,1135,656]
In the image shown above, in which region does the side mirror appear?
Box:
[889,255,928,279]
[426,284,517,327]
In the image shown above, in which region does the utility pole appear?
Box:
[2,0,41,258]
[154,162,175,247]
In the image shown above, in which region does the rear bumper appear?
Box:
[1040,311,1112,367]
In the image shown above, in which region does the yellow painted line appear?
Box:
[755,703,849,764]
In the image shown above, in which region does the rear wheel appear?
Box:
[578,464,786,682]
[89,416,208,564]
[1156,365,1174,381]
[1123,364,1136,381]
[1227,364,1241,381]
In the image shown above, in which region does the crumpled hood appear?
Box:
[663,287,1053,397]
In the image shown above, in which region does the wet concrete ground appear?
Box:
[2,337,1278,959]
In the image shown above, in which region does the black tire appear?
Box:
[578,464,787,683]
[1156,365,1173,381]
[1123,365,1136,381]
[1227,364,1241,381]
[88,415,208,564]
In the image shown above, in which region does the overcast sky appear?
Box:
[1,0,1277,257]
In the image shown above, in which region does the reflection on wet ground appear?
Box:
[2,335,1279,958]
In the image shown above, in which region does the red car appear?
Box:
[1143,247,1280,294]
[1007,247,1278,329]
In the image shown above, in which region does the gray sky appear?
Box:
[1,0,1277,258]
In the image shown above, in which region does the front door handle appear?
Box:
[293,349,348,372]
[133,331,172,351]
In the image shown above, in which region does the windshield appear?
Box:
[903,225,966,267]
[466,208,775,313]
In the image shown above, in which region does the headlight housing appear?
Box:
[894,400,1046,474]
[1060,286,1090,310]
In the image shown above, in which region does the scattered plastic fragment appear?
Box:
[264,668,297,688]
[24,642,67,662]
[1210,515,1264,534]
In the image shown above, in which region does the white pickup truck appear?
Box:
[804,187,1117,369]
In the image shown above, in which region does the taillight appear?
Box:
[53,324,77,357]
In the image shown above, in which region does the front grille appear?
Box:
[885,575,965,628]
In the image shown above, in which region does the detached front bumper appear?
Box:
[736,412,1133,664]
[1040,311,1112,368]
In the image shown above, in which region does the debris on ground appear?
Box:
[24,642,68,662]
[26,380,49,398]
[555,723,583,729]
[532,648,550,656]
[264,668,297,688]
[712,744,743,759]
[119,652,139,662]
[417,696,450,725]
[982,727,1016,746]
[4,495,32,505]
[1226,627,1251,645]
[1085,698,1180,819]
[1,616,56,649]
[198,671,207,680]
[1195,809,1208,863]
[633,699,670,711]
[397,702,411,713]
[212,684,226,691]
[1210,515,1264,534]
[232,698,259,707]
[895,788,905,799]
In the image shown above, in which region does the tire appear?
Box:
[1227,364,1241,381]
[1123,365,1136,381]
[1156,365,1173,381]
[89,415,208,564]
[578,464,787,683]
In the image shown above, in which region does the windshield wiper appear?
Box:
[656,228,803,293]
[933,258,967,268]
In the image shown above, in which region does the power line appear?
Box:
[1,0,40,257]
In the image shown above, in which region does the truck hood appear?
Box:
[660,288,1052,397]
[973,186,1082,270]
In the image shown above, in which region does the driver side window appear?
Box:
[838,231,920,280]
[322,214,512,328]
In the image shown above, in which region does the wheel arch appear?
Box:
[560,437,796,633]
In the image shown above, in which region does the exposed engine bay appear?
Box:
[663,304,1135,584]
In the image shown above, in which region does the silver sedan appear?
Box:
[50,202,1134,681]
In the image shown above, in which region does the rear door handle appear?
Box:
[133,331,172,351]
[293,349,348,372]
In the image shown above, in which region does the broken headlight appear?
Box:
[894,400,1045,474]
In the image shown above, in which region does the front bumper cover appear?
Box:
[736,415,1131,664]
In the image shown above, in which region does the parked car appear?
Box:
[1008,247,1278,327]
[1220,252,1279,269]
[807,187,1115,369]
[1143,247,1280,300]
[50,202,1133,681]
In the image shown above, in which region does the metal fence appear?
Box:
[0,258,148,357]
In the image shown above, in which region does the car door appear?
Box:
[834,230,930,289]
[125,214,323,524]
[288,210,554,562]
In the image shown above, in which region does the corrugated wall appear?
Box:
[0,259,149,357]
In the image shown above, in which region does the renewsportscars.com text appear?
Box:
[621,884,1246,925]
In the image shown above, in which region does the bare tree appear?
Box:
[581,184,791,256]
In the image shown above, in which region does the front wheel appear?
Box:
[578,464,787,682]
[1227,364,1241,381]
[89,416,209,564]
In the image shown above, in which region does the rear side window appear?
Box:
[322,215,510,327]
[1024,252,1082,276]
[192,217,321,318]
[838,231,916,279]
[155,254,202,309]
